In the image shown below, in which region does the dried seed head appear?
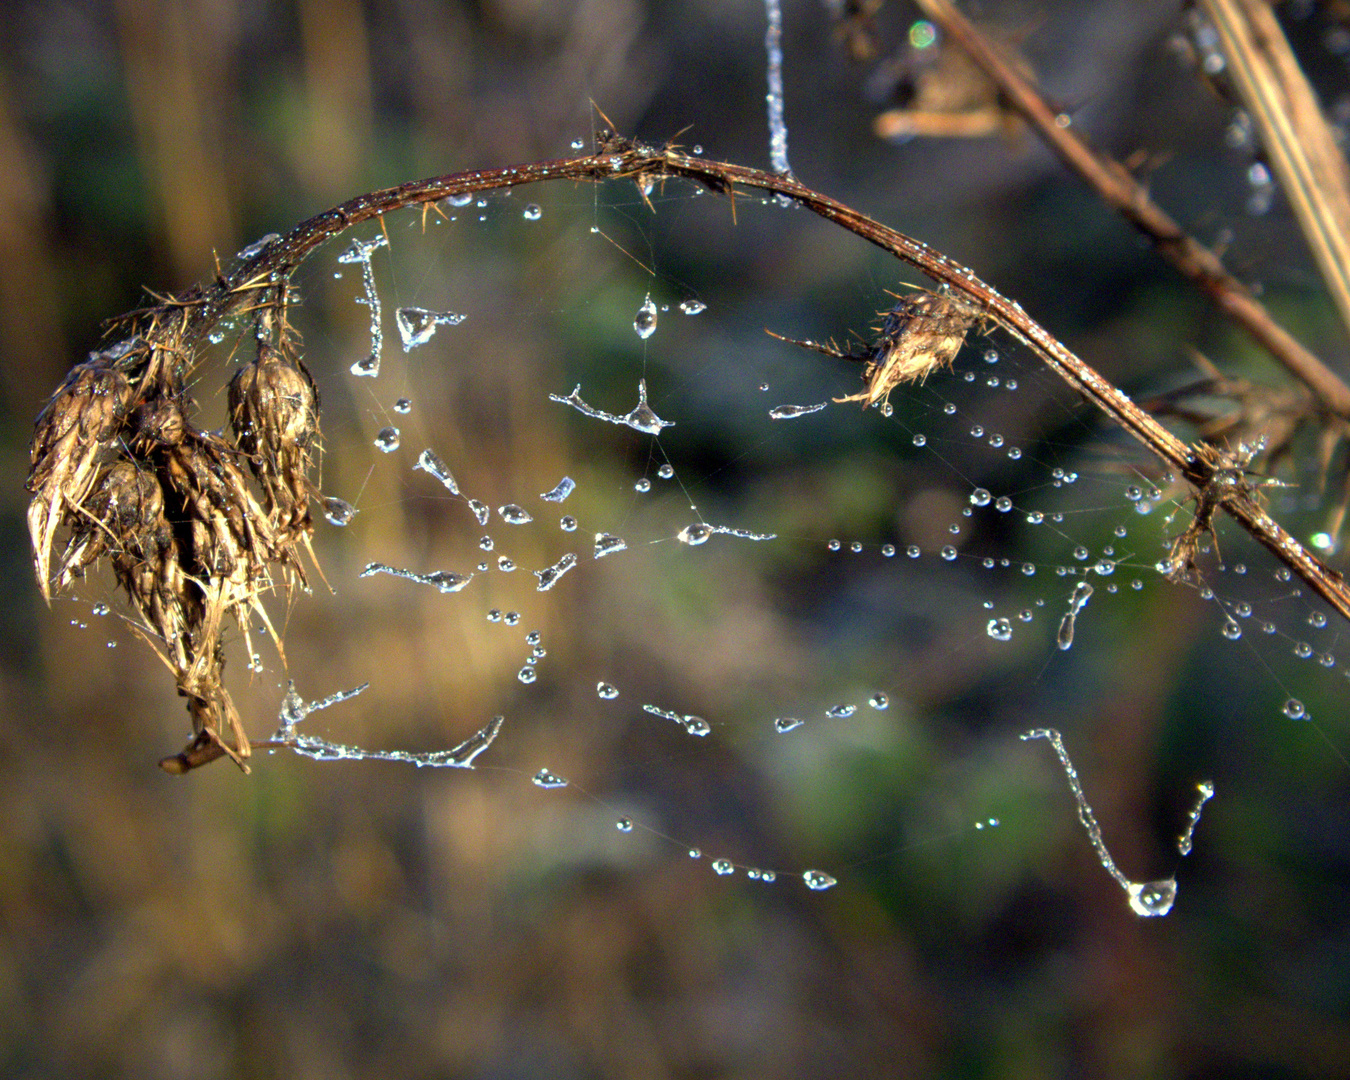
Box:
[27,355,137,597]
[835,289,983,408]
[130,396,186,451]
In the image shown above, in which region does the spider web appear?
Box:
[65,165,1349,914]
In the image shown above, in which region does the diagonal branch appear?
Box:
[914,0,1350,423]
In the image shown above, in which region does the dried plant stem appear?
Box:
[1199,0,1350,343]
[915,0,1350,422]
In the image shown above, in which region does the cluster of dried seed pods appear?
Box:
[27,301,323,773]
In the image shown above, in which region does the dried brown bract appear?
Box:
[772,287,983,410]
[1163,440,1270,582]
[26,291,322,772]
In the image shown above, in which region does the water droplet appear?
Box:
[970,488,992,507]
[1283,698,1307,719]
[827,539,842,552]
[517,666,538,684]
[849,541,863,553]
[867,693,889,710]
[540,476,576,503]
[712,859,735,876]
[906,545,921,558]
[683,716,711,737]
[496,556,515,572]
[594,533,627,558]
[657,463,675,479]
[941,545,958,561]
[881,544,896,557]
[1127,879,1177,917]
[1027,511,1045,525]
[426,571,473,593]
[688,848,702,859]
[560,515,578,532]
[769,402,828,419]
[395,307,467,350]
[774,717,804,733]
[469,500,490,526]
[498,504,533,525]
[92,603,110,616]
[414,449,459,494]
[374,426,401,452]
[802,870,837,891]
[323,497,357,526]
[522,203,542,220]
[680,299,706,314]
[616,818,632,832]
[912,433,927,447]
[597,682,620,700]
[678,523,713,545]
[486,609,502,623]
[987,618,1013,641]
[393,397,412,414]
[1294,641,1314,659]
[445,192,474,207]
[532,768,568,788]
[479,535,494,552]
[1221,619,1242,640]
[634,478,651,493]
[825,704,856,718]
[570,138,585,150]
[633,295,658,339]
[504,611,520,626]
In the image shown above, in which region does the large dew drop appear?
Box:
[498,504,533,525]
[540,476,576,503]
[633,295,658,339]
[802,870,837,891]
[677,523,713,546]
[395,307,467,351]
[1127,879,1178,917]
[769,402,828,420]
[413,449,459,494]
[322,497,356,526]
[531,768,568,789]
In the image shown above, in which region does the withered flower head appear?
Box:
[27,352,136,598]
[835,288,983,409]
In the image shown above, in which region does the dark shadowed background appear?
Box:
[2,1,1349,1077]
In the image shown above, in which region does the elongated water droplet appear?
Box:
[825,704,856,719]
[802,870,837,891]
[469,499,490,526]
[540,476,575,502]
[633,295,658,338]
[425,570,473,593]
[498,504,532,525]
[413,449,459,494]
[323,497,356,526]
[532,768,568,789]
[594,533,627,558]
[774,717,804,733]
[680,299,706,314]
[769,402,828,419]
[678,523,713,546]
[624,378,673,434]
[534,552,578,591]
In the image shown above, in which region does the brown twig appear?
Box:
[914,0,1350,423]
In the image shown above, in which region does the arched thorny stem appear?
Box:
[117,132,1350,625]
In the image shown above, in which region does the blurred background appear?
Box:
[3,1,1350,1077]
